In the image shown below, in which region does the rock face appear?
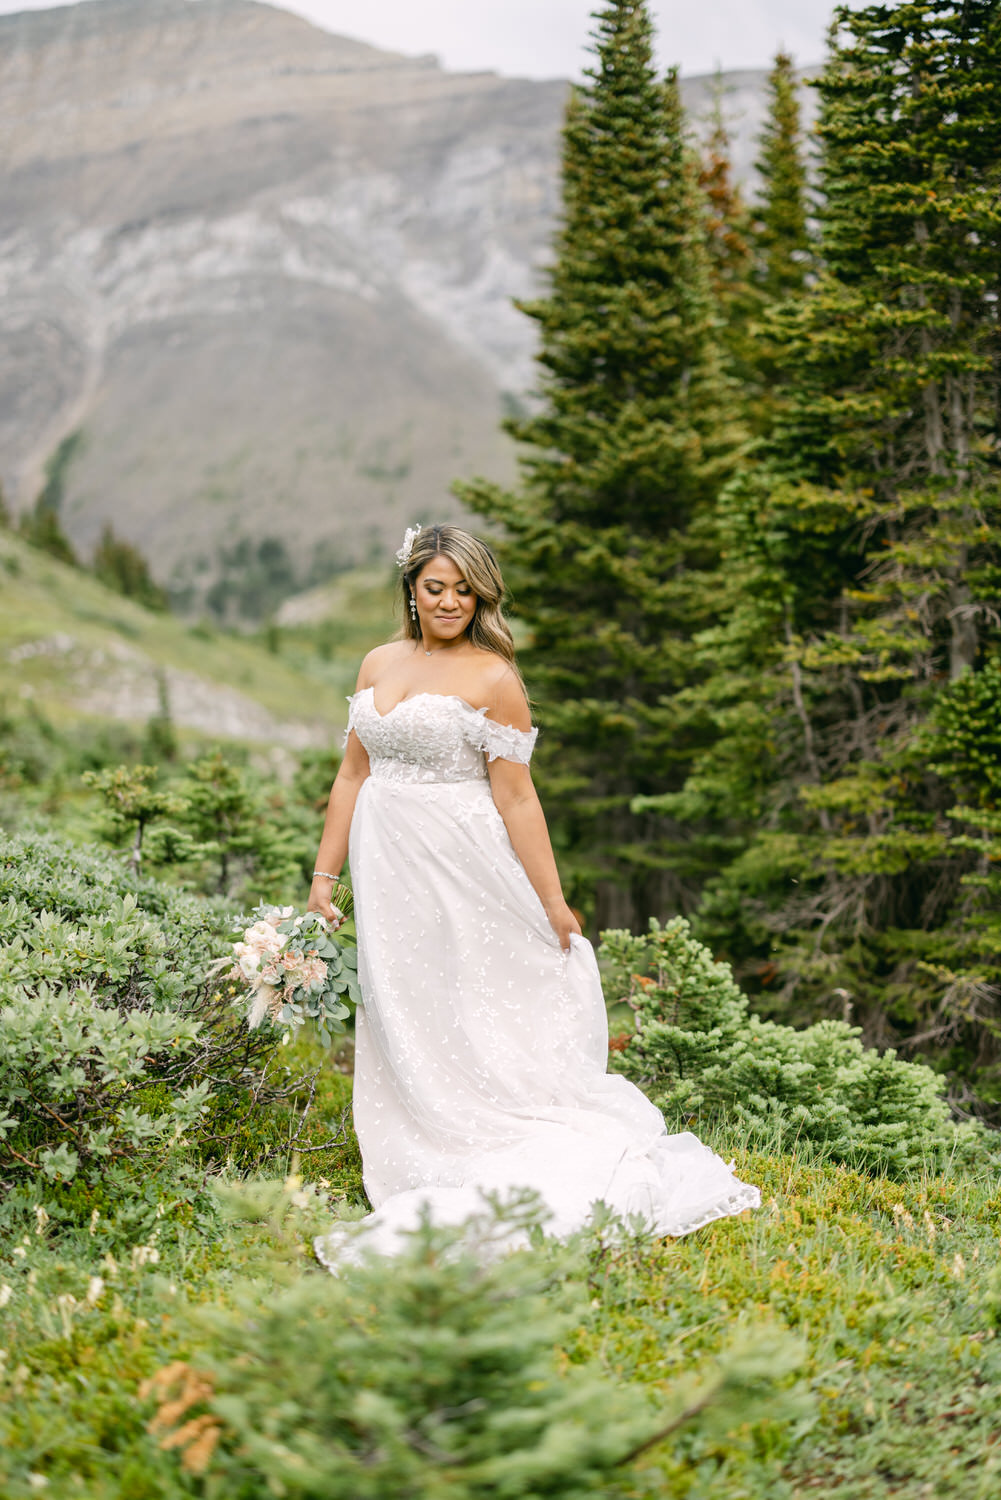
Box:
[0,0,804,614]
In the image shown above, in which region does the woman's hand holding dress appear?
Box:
[545,899,583,951]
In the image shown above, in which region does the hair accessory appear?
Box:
[395,523,423,570]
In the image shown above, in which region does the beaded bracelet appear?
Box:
[311,870,338,881]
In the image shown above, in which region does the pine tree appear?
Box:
[698,71,760,395]
[458,0,742,927]
[699,73,754,307]
[643,1,1001,1108]
[93,522,169,611]
[751,51,811,301]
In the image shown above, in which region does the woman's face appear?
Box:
[413,553,477,645]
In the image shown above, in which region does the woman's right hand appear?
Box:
[307,878,340,923]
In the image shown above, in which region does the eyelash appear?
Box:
[425,585,471,595]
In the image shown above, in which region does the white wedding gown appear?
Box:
[314,689,759,1267]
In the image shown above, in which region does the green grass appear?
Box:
[586,1144,1001,1496]
[2,1048,999,1499]
[0,531,379,740]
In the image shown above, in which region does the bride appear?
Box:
[308,523,758,1263]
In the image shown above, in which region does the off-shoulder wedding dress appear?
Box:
[314,689,759,1267]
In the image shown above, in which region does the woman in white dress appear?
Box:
[309,524,758,1263]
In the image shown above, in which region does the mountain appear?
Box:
[0,0,810,617]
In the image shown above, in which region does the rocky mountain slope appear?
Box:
[0,0,807,615]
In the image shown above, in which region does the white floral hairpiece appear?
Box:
[395,523,423,570]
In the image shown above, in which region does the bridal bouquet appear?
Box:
[217,890,361,1045]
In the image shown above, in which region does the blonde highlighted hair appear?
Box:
[398,524,517,665]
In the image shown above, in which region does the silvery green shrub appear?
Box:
[0,832,279,1204]
[601,918,983,1175]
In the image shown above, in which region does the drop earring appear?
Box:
[409,594,417,620]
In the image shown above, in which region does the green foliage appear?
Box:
[632,1,1001,1111]
[83,763,188,875]
[600,918,984,1174]
[7,1156,1001,1500]
[0,831,284,1221]
[80,749,323,905]
[144,1189,807,1500]
[750,51,811,300]
[17,430,83,567]
[698,72,762,398]
[18,498,78,567]
[459,0,743,926]
[93,523,169,612]
[204,534,299,625]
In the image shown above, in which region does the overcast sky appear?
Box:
[0,0,858,77]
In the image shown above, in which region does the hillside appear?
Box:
[0,528,387,750]
[0,0,803,616]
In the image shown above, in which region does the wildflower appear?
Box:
[88,1207,100,1236]
[55,1293,78,1337]
[85,1276,105,1307]
[0,1284,13,1308]
[34,1204,50,1236]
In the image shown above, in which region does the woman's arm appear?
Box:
[306,663,375,922]
[485,672,581,951]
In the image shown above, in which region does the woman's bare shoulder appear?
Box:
[467,654,530,727]
[356,640,410,689]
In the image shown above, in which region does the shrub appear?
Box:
[0,832,288,1233]
[601,918,985,1175]
[141,1187,805,1500]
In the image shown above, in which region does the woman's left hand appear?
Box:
[547,900,582,952]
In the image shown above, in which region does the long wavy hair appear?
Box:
[399,523,517,665]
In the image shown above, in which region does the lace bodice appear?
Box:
[347,687,538,785]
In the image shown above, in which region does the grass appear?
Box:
[2,1033,999,1499]
[0,531,387,741]
[591,1145,1001,1497]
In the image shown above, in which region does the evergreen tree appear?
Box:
[93,522,169,611]
[458,0,742,927]
[699,72,754,309]
[698,72,760,395]
[18,499,78,566]
[751,51,812,300]
[641,2,1001,1110]
[19,429,83,565]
